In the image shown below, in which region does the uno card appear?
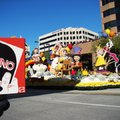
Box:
[0,38,25,94]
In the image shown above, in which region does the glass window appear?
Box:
[102,0,114,6]
[118,25,120,32]
[73,36,75,39]
[64,42,66,46]
[103,7,120,17]
[76,31,78,34]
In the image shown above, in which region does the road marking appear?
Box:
[57,100,120,109]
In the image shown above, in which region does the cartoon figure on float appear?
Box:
[70,45,83,80]
[95,46,106,71]
[95,28,119,73]
[56,47,71,77]
[49,43,62,75]
[25,48,48,79]
[50,43,73,77]
[31,53,47,78]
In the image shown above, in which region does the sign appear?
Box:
[0,38,25,94]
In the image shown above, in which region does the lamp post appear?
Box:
[44,43,50,59]
[34,39,39,53]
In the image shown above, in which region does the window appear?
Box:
[76,31,79,34]
[79,31,81,34]
[79,36,82,39]
[40,39,56,45]
[115,0,120,7]
[116,12,120,20]
[104,20,120,29]
[73,36,75,39]
[88,33,95,37]
[40,34,56,41]
[73,31,75,34]
[102,0,114,6]
[118,26,120,32]
[64,42,66,46]
[103,7,120,17]
[73,41,75,44]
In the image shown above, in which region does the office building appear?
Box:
[100,0,120,33]
[38,27,99,52]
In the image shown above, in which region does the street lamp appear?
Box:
[44,43,50,59]
[34,39,40,53]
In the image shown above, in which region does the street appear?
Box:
[1,88,120,120]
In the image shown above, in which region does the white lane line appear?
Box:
[57,100,120,109]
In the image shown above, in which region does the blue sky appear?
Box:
[0,0,102,51]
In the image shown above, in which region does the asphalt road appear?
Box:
[1,88,120,120]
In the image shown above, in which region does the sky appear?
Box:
[0,0,102,52]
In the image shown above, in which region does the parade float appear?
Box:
[25,29,120,90]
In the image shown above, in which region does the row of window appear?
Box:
[104,20,120,29]
[40,39,56,45]
[40,34,56,41]
[103,7,120,17]
[40,44,54,50]
[57,36,90,40]
[102,0,114,6]
[57,31,90,35]
[40,39,96,50]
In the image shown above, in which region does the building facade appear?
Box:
[39,27,99,52]
[100,0,120,33]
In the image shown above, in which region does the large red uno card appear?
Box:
[0,38,25,94]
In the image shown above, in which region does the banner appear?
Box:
[0,38,25,94]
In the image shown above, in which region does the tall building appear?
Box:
[38,27,99,52]
[100,0,120,33]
